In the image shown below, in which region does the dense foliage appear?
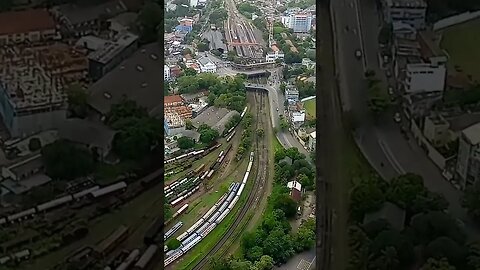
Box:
[107,100,161,160]
[176,73,247,112]
[42,140,95,180]
[346,172,480,270]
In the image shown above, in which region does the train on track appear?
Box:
[164,152,255,266]
[223,106,248,138]
[0,181,128,226]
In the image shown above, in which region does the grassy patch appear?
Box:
[303,98,316,120]
[441,18,480,81]
[272,136,284,153]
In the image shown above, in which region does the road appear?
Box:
[275,250,315,270]
[331,0,480,237]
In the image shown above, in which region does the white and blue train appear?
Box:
[165,153,255,266]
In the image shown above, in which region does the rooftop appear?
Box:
[0,47,70,110]
[58,119,117,149]
[164,95,184,105]
[87,43,163,116]
[462,122,480,145]
[287,180,302,191]
[87,32,138,64]
[7,154,43,178]
[197,57,214,66]
[56,0,127,25]
[0,9,55,36]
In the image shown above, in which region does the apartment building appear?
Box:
[0,9,57,45]
[87,32,139,81]
[0,62,67,138]
[383,0,427,29]
[265,45,285,63]
[164,65,171,81]
[404,60,446,93]
[281,11,313,33]
[52,0,127,37]
[308,131,316,151]
[285,88,300,103]
[175,18,194,33]
[456,122,480,190]
[197,57,217,73]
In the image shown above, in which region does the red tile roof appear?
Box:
[290,189,302,202]
[0,9,55,36]
[164,95,184,105]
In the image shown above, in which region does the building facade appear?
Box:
[456,123,480,190]
[285,88,300,103]
[88,32,139,81]
[404,61,446,93]
[308,131,316,151]
[198,57,217,73]
[383,0,427,29]
[0,9,57,45]
[164,65,171,81]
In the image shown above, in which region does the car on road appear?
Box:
[355,49,362,59]
[394,112,401,123]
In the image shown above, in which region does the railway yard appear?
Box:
[224,0,264,59]
[163,90,271,269]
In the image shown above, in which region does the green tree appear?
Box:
[272,193,297,219]
[185,119,194,130]
[164,203,173,220]
[467,242,480,269]
[42,140,94,180]
[421,257,456,270]
[177,136,195,149]
[350,177,386,221]
[254,255,274,270]
[463,182,480,222]
[107,99,148,125]
[410,211,466,245]
[183,68,198,76]
[112,116,161,160]
[257,128,264,137]
[66,83,88,118]
[137,2,163,42]
[199,126,220,144]
[294,218,315,251]
[370,230,415,266]
[387,173,425,209]
[425,237,466,267]
[348,226,371,270]
[369,246,400,270]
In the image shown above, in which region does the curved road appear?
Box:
[331,0,480,237]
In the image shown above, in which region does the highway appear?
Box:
[331,0,480,237]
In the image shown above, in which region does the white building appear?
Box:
[265,45,285,63]
[281,11,313,33]
[197,57,217,73]
[404,58,446,93]
[456,122,480,190]
[308,131,316,151]
[383,0,427,30]
[189,0,198,7]
[291,111,305,125]
[285,88,299,103]
[164,65,171,80]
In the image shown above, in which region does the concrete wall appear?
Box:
[433,10,480,31]
[411,119,448,169]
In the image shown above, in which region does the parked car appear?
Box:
[355,49,362,59]
[388,86,394,95]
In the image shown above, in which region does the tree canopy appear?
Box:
[42,140,94,180]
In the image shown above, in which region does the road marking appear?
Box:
[378,139,406,174]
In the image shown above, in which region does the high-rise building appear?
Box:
[281,11,313,33]
[383,0,427,30]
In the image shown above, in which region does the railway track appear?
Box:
[191,91,268,270]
